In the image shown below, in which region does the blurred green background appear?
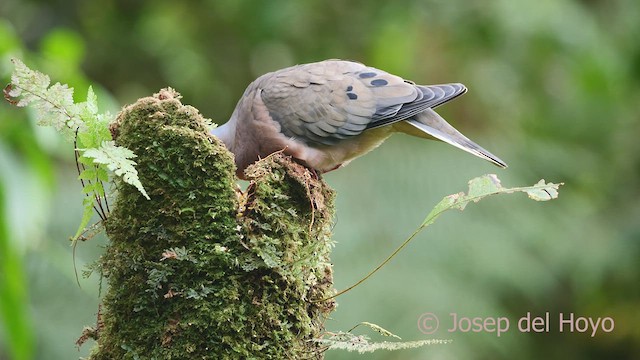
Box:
[1,0,639,359]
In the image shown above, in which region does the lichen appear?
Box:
[89,88,336,359]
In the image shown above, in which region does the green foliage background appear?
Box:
[0,0,638,359]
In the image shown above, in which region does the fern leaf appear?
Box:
[8,58,83,138]
[73,197,97,241]
[81,141,150,200]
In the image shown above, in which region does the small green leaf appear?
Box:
[96,167,110,182]
[73,197,95,241]
[93,182,106,197]
[82,183,96,194]
[85,86,98,115]
[78,168,97,180]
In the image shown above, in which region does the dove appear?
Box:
[211,60,507,178]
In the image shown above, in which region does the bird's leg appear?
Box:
[309,167,322,180]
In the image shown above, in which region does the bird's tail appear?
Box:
[402,109,507,168]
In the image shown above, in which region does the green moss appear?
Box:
[90,89,336,359]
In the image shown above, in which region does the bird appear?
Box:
[211,59,507,179]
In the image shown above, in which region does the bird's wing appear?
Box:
[259,60,466,146]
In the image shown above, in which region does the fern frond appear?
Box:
[8,58,83,138]
[81,141,150,200]
[7,58,152,243]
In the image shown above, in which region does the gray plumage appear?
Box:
[212,60,507,178]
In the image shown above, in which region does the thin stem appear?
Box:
[74,131,108,221]
[316,226,424,302]
[72,220,105,287]
[91,166,108,220]
[104,181,111,213]
[74,131,102,217]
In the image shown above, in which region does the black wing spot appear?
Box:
[370,79,388,86]
[347,92,358,100]
[359,72,377,78]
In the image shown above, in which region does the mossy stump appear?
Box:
[89,89,336,359]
